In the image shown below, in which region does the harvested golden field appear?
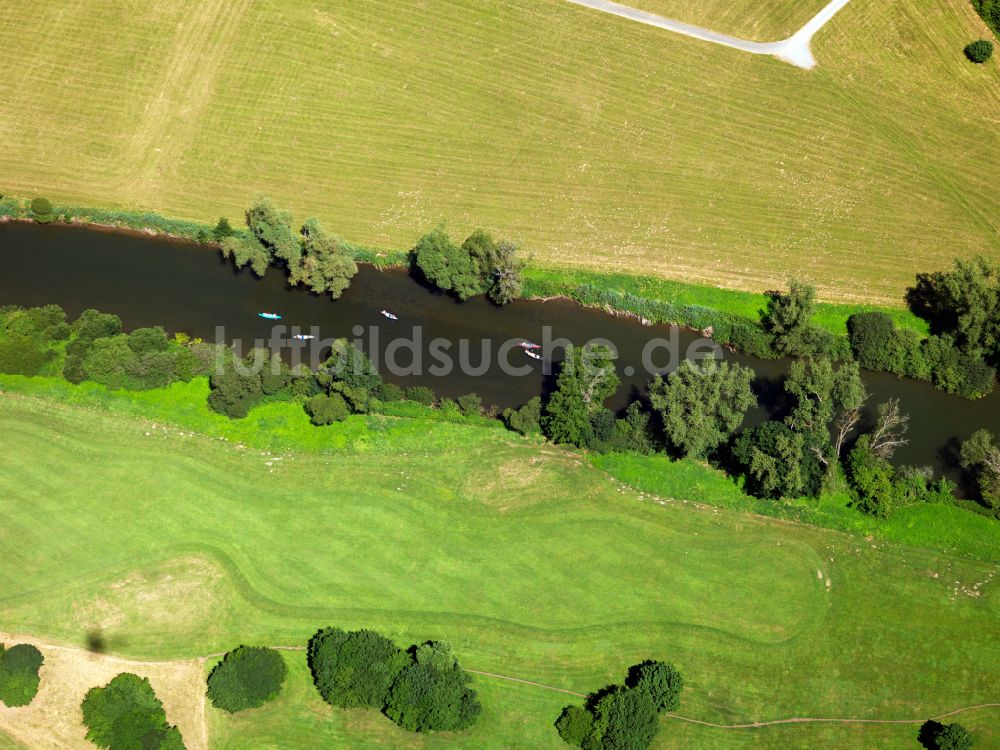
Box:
[0,0,997,303]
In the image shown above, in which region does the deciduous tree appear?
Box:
[648,360,756,459]
[81,673,185,750]
[308,628,410,710]
[206,646,287,713]
[761,279,817,355]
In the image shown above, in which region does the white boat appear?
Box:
[524,349,542,360]
[380,309,398,320]
[517,340,541,350]
[291,334,315,341]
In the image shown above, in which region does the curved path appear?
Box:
[562,0,851,69]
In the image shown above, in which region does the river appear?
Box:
[1,221,997,487]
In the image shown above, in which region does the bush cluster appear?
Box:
[219,197,358,299]
[81,673,186,749]
[411,226,524,305]
[960,429,1000,510]
[845,435,956,518]
[0,304,69,376]
[58,310,211,391]
[206,646,288,713]
[29,197,54,223]
[0,643,44,708]
[208,349,302,418]
[556,660,684,750]
[848,311,995,399]
[308,628,481,733]
[965,39,994,62]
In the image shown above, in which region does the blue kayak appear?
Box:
[258,312,282,320]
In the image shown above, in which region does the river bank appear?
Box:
[1,220,997,486]
[0,196,927,339]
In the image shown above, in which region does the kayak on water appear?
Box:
[524,349,542,360]
[291,334,315,340]
[517,341,540,350]
[258,312,282,320]
[380,309,398,320]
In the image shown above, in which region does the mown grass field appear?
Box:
[0,0,998,305]
[626,0,829,39]
[0,385,997,748]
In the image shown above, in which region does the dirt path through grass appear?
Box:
[2,636,998,747]
[562,0,851,68]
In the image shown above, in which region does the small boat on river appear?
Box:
[291,334,315,340]
[380,309,398,320]
[518,340,540,350]
[524,349,542,361]
[258,312,282,320]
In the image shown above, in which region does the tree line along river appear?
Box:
[1,221,998,489]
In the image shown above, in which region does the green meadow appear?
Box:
[0,380,997,748]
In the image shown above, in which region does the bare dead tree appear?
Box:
[869,398,910,459]
[833,406,863,462]
[983,445,1000,477]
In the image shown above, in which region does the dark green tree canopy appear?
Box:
[908,255,999,364]
[319,340,383,394]
[308,631,482,735]
[81,672,186,750]
[555,660,684,750]
[543,345,619,447]
[308,628,410,709]
[30,196,54,222]
[503,396,542,435]
[206,645,288,713]
[964,39,993,62]
[219,199,358,299]
[305,392,350,425]
[290,218,358,299]
[591,688,659,750]
[212,217,236,241]
[128,327,170,355]
[405,385,436,405]
[847,312,895,370]
[413,226,482,300]
[784,357,866,469]
[626,660,684,714]
[960,429,1000,509]
[384,642,482,733]
[0,643,44,708]
[919,719,974,750]
[734,421,808,499]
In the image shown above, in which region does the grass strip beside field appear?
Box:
[522,266,929,335]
